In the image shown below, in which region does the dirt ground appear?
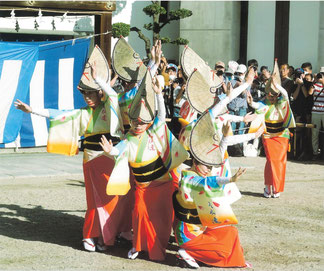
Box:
[0,156,323,271]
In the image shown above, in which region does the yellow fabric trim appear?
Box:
[83,141,100,145]
[129,154,160,168]
[132,165,164,177]
[265,120,283,124]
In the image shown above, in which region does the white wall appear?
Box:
[319,2,324,71]
[289,1,320,72]
[247,1,276,69]
[179,1,240,68]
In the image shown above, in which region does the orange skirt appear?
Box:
[133,180,174,261]
[180,225,246,267]
[83,155,134,245]
[262,137,289,192]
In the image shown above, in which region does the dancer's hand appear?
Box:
[222,120,232,137]
[151,40,162,65]
[152,76,162,94]
[231,167,247,182]
[99,135,113,154]
[245,67,255,85]
[89,61,97,80]
[14,99,32,113]
[243,112,257,123]
[255,124,265,138]
[246,91,253,106]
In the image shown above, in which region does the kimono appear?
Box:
[108,115,189,261]
[173,170,247,267]
[38,86,134,246]
[250,85,295,193]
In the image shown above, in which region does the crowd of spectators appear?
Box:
[112,55,324,161]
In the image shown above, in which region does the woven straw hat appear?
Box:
[112,36,147,82]
[186,69,226,114]
[265,59,282,94]
[189,111,223,166]
[78,45,109,92]
[181,46,222,88]
[128,69,155,123]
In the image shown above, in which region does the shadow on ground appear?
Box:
[0,204,180,267]
[240,191,264,198]
[0,204,84,249]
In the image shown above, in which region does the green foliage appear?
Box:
[143,2,166,16]
[160,37,171,44]
[171,37,189,45]
[111,22,130,38]
[144,23,153,31]
[112,2,193,57]
[169,9,193,20]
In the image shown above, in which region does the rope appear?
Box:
[38,31,111,47]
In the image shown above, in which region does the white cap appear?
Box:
[236,64,247,74]
[226,60,238,74]
[320,66,324,73]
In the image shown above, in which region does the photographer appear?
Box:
[214,61,228,95]
[228,64,248,135]
[311,68,324,160]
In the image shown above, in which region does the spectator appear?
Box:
[228,64,248,137]
[301,62,313,75]
[215,60,228,95]
[280,63,295,99]
[310,68,324,160]
[288,65,295,79]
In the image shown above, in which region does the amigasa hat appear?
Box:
[112,36,147,82]
[128,69,155,123]
[189,111,223,166]
[78,45,110,92]
[186,69,227,115]
[265,59,281,95]
[181,46,222,89]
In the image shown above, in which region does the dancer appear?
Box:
[173,108,261,268]
[100,71,189,261]
[247,60,295,198]
[15,46,134,252]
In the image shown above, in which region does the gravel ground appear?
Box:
[0,155,323,271]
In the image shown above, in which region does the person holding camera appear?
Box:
[310,68,324,160]
[228,64,249,135]
[214,61,229,95]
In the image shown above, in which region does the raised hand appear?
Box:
[246,91,253,106]
[154,40,162,65]
[14,99,32,113]
[99,135,113,154]
[243,112,257,123]
[245,67,255,85]
[89,61,97,80]
[152,76,162,94]
[230,167,247,182]
[222,120,232,137]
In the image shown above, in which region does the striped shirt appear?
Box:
[312,83,324,114]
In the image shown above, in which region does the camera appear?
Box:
[294,69,304,80]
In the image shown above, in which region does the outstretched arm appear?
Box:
[153,76,166,122]
[14,99,50,118]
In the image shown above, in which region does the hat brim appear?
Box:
[112,37,147,82]
[189,111,223,166]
